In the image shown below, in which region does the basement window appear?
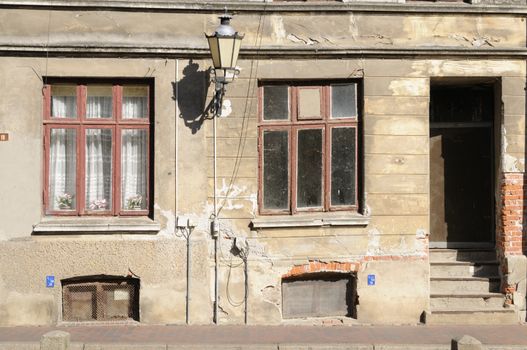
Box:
[282,273,357,319]
[62,275,140,322]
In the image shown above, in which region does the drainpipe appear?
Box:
[185,225,193,324]
[244,257,248,324]
[175,59,179,224]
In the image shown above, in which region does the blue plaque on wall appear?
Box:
[367,274,375,286]
[46,276,55,288]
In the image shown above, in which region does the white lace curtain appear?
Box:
[87,96,112,118]
[122,97,147,119]
[121,129,147,210]
[51,96,76,118]
[49,129,76,210]
[85,129,113,211]
[49,92,147,212]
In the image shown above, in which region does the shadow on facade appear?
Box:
[173,59,213,134]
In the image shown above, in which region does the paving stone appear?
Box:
[0,342,39,350]
[279,345,373,350]
[374,345,449,350]
[84,344,167,350]
[40,331,70,350]
[452,335,483,350]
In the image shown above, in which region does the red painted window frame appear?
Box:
[43,82,151,217]
[258,82,360,215]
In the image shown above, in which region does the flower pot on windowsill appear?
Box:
[58,204,72,210]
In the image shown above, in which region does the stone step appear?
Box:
[430,277,500,293]
[430,293,505,309]
[424,308,518,325]
[430,261,499,278]
[429,249,497,263]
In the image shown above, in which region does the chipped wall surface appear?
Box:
[0,5,526,326]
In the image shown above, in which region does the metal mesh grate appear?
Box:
[62,277,139,322]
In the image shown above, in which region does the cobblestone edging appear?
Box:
[2,341,527,350]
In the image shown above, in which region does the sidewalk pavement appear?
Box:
[1,324,527,349]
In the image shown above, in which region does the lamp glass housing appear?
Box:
[207,35,243,70]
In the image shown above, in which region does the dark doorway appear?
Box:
[429,82,495,247]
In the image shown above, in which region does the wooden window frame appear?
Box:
[43,81,152,217]
[258,81,360,215]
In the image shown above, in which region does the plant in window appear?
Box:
[126,195,143,210]
[56,193,73,209]
[89,198,107,210]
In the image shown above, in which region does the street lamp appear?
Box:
[206,11,244,325]
[206,12,244,116]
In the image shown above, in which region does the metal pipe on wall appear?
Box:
[213,107,219,324]
[186,230,191,324]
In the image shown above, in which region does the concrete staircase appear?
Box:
[425,248,519,324]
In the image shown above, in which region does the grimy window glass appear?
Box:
[263,130,289,210]
[331,84,357,119]
[259,81,360,214]
[331,127,356,206]
[297,129,323,208]
[263,86,289,120]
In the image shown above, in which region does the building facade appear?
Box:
[0,0,526,325]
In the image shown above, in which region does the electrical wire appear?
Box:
[225,253,246,307]
[216,3,268,217]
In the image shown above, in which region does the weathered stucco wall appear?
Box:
[0,9,524,51]
[0,5,526,326]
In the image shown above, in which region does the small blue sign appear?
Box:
[367,274,376,286]
[46,276,55,288]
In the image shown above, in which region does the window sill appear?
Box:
[251,212,370,229]
[33,217,160,235]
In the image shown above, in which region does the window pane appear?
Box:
[297,129,322,208]
[86,86,113,119]
[331,127,356,206]
[263,86,289,120]
[49,129,77,211]
[121,129,147,210]
[332,84,357,119]
[298,88,322,119]
[263,130,289,210]
[122,86,148,119]
[51,85,77,118]
[85,129,113,211]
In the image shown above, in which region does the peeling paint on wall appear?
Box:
[366,229,382,256]
[220,99,232,118]
[154,204,175,236]
[411,60,525,78]
[212,179,258,217]
[348,14,359,41]
[270,15,286,43]
[388,79,427,96]
[286,33,317,46]
[501,126,525,172]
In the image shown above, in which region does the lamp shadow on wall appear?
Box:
[174,59,214,134]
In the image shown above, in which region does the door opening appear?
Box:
[429,81,496,248]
